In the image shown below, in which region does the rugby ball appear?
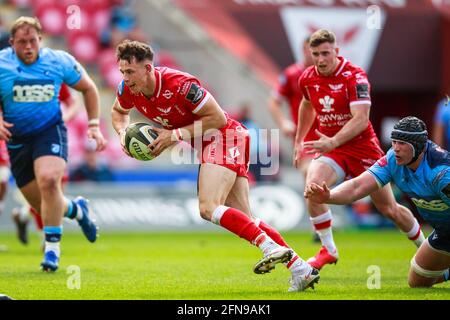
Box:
[124,123,159,161]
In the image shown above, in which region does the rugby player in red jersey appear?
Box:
[269,36,319,178]
[294,29,425,270]
[111,40,319,291]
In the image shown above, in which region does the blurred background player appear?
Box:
[305,116,450,288]
[294,29,425,270]
[432,89,450,149]
[111,40,319,292]
[11,83,83,247]
[0,17,106,271]
[0,140,9,251]
[268,35,320,242]
[269,36,318,177]
[0,141,9,217]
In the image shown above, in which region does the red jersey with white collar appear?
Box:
[116,67,250,177]
[116,67,226,129]
[299,57,377,145]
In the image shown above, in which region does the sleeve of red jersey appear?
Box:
[347,71,371,107]
[298,72,310,101]
[273,71,289,101]
[59,83,73,106]
[116,80,134,112]
[178,79,211,114]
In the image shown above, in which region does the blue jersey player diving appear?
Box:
[305,116,450,287]
[0,17,107,271]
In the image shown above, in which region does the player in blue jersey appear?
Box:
[0,17,107,272]
[305,116,450,287]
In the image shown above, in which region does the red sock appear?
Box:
[30,207,43,231]
[257,220,289,247]
[258,220,299,268]
[217,207,264,243]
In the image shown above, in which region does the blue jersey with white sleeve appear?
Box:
[0,47,83,137]
[368,141,450,235]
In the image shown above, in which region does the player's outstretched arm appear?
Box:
[305,171,380,205]
[330,103,370,147]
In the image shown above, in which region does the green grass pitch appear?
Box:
[0,229,448,300]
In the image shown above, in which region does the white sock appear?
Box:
[18,205,30,222]
[288,255,312,275]
[405,220,425,248]
[310,210,337,255]
[254,233,279,256]
[45,242,60,257]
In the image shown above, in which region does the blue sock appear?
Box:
[43,226,63,243]
[64,199,78,220]
[444,269,449,282]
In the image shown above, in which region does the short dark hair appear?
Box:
[309,29,336,48]
[116,40,154,64]
[11,16,42,37]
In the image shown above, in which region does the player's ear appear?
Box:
[335,47,340,55]
[145,64,153,73]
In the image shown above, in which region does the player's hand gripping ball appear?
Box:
[124,123,159,161]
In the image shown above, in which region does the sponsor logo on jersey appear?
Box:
[228,147,240,160]
[174,105,185,116]
[186,83,205,104]
[317,113,352,124]
[179,81,191,96]
[342,71,352,77]
[157,107,172,114]
[356,83,370,99]
[13,80,55,102]
[162,90,173,99]
[329,83,344,92]
[51,143,60,154]
[319,95,335,113]
[411,198,449,212]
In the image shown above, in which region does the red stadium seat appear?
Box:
[35,4,65,35]
[103,63,123,89]
[90,9,111,36]
[98,48,118,74]
[156,49,181,69]
[67,32,99,63]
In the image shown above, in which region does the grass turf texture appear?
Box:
[0,230,448,300]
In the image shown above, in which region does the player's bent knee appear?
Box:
[37,173,60,191]
[198,202,217,221]
[409,256,445,287]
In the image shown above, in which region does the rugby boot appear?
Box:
[253,246,293,274]
[307,246,338,270]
